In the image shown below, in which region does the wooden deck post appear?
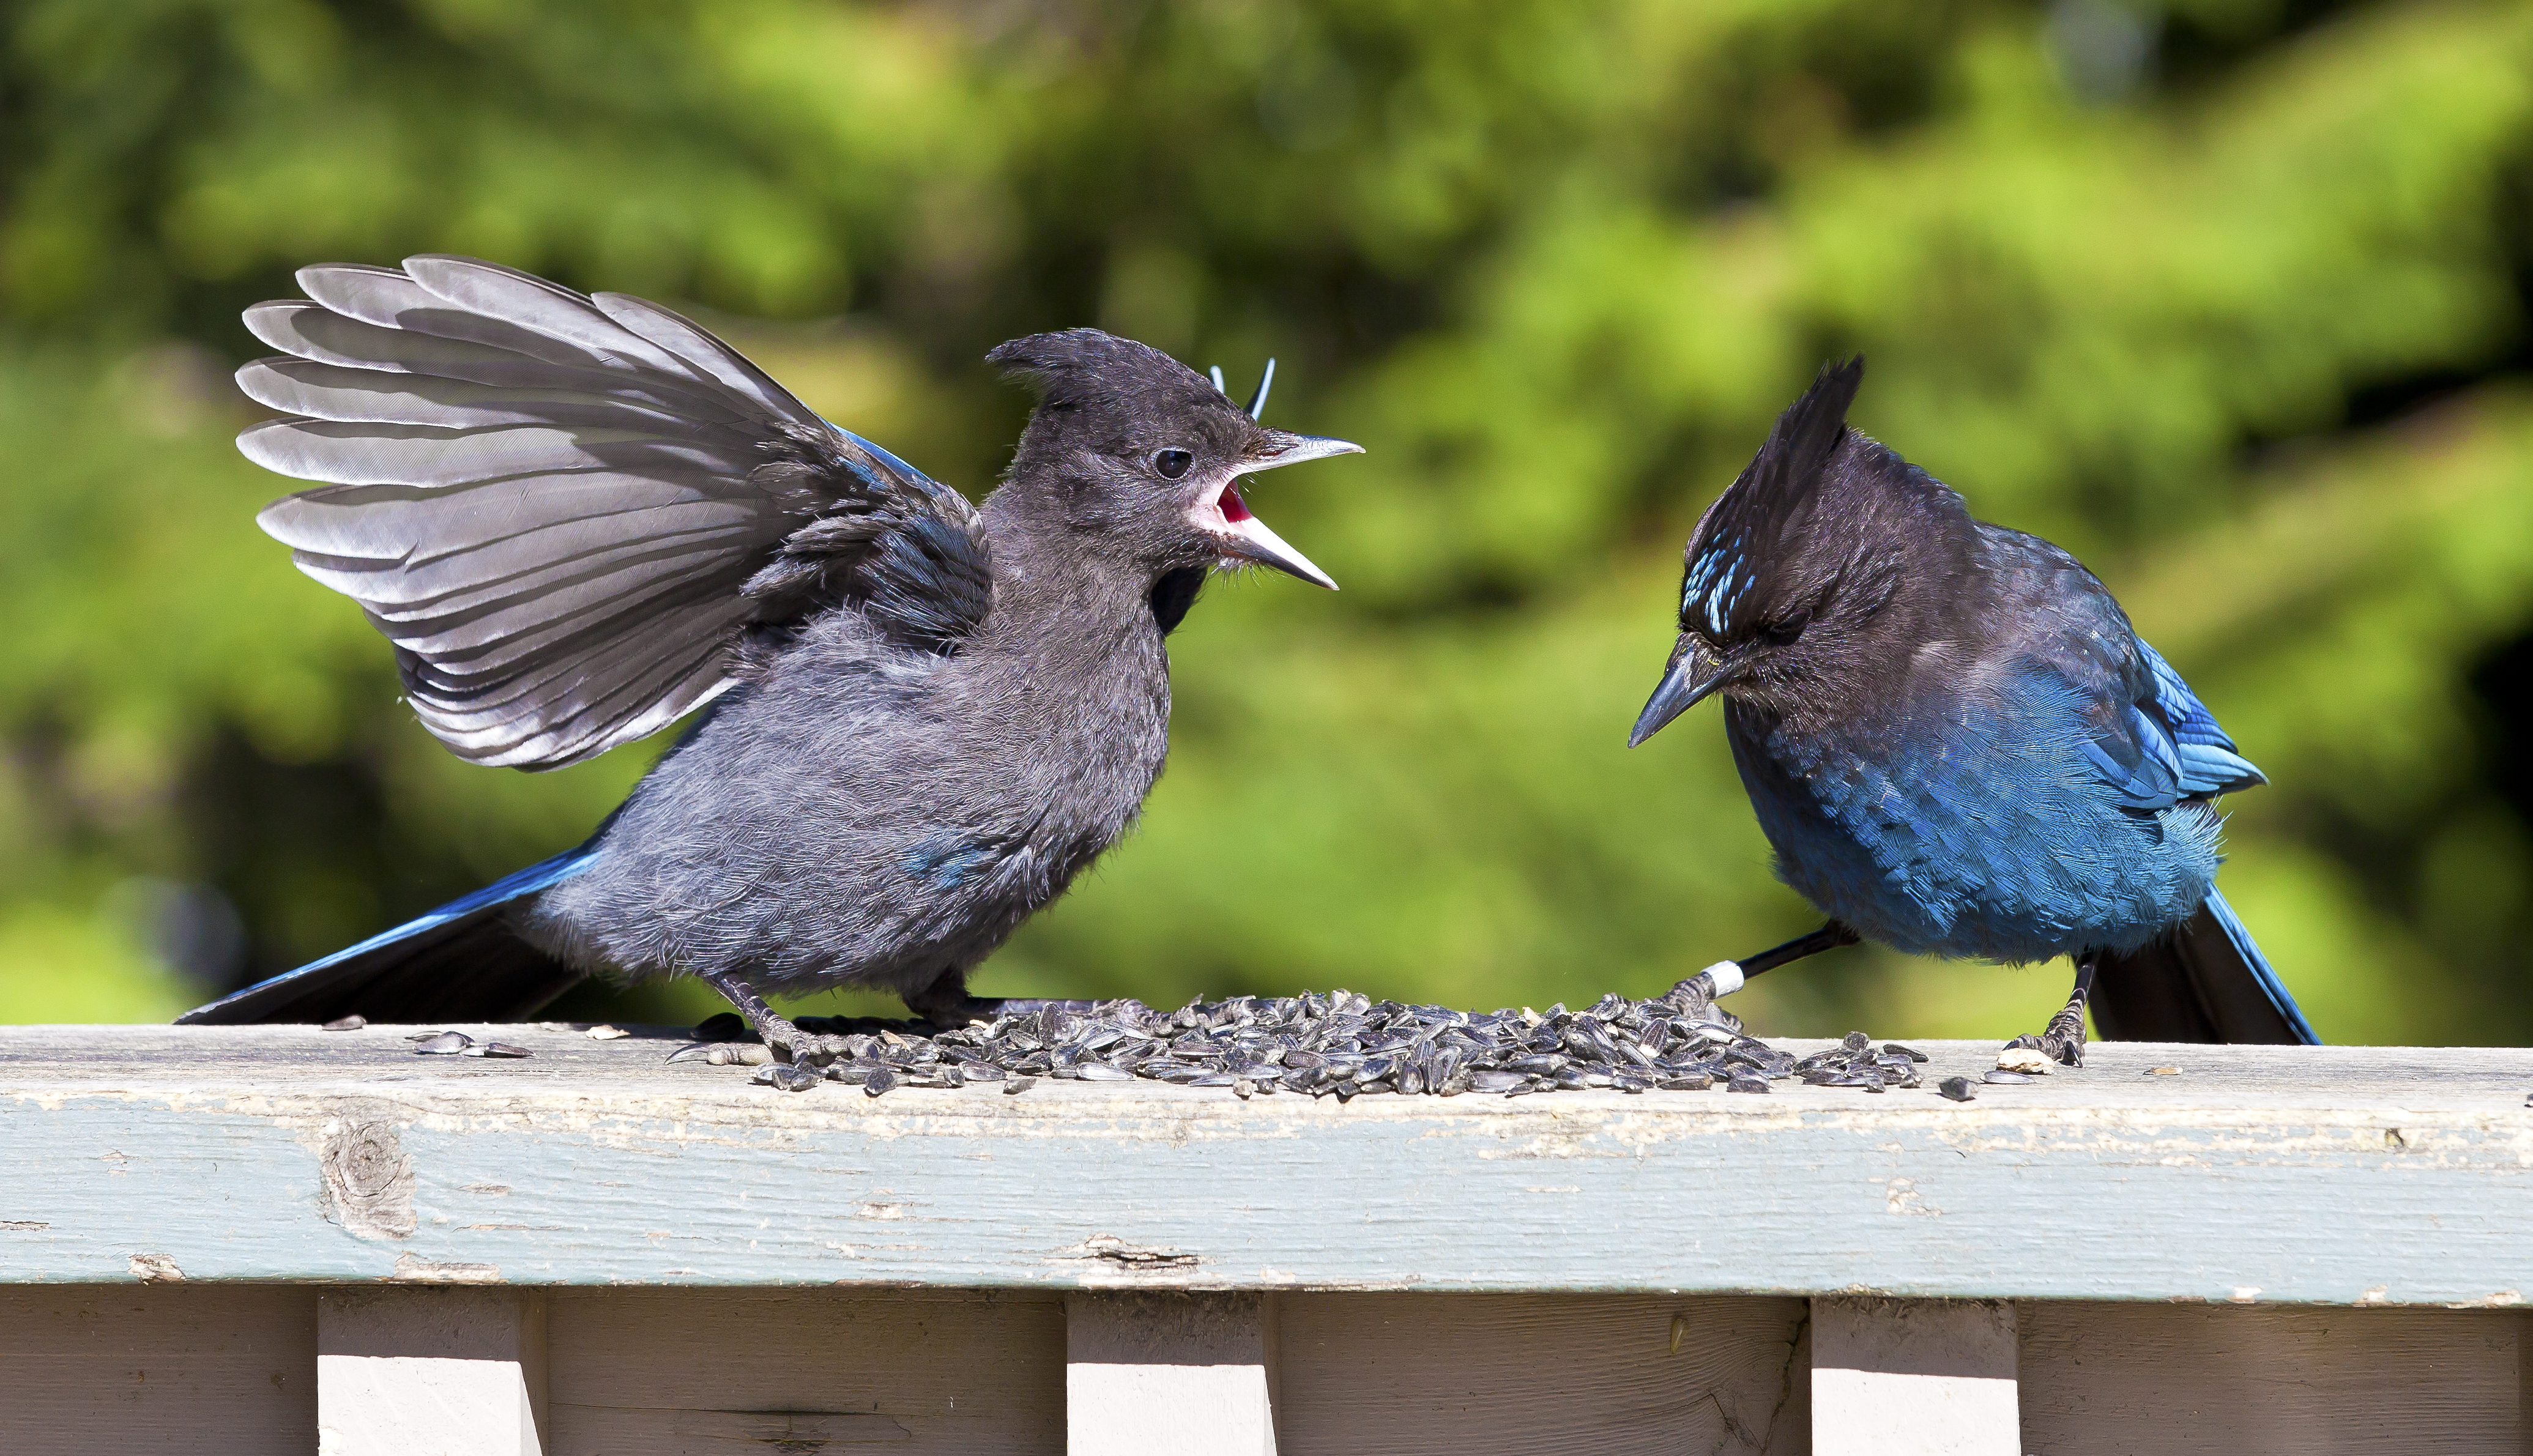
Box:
[1811,1298,2018,1456]
[317,1287,547,1456]
[1065,1291,1278,1455]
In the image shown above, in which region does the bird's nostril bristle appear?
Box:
[1220,483,1253,523]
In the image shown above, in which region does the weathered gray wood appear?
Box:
[7,1282,2529,1451]
[1813,1298,2017,1455]
[543,1288,1065,1454]
[2016,1302,2526,1454]
[319,1287,546,1455]
[1066,1292,1276,1454]
[1273,1293,1808,1454]
[5,1027,2532,1304]
[0,1285,317,1454]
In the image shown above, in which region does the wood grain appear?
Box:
[2017,1302,2526,1454]
[0,1285,317,1454]
[1273,1293,1809,1455]
[8,1280,2531,1452]
[5,1027,2531,1304]
[541,1288,1065,1455]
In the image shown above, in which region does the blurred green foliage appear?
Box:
[4,0,2531,1041]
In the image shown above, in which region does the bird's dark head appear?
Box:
[1629,357,1972,747]
[988,329,1360,589]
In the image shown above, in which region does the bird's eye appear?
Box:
[1151,448,1194,480]
[1757,615,1807,647]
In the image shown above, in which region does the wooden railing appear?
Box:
[3,1023,2528,1453]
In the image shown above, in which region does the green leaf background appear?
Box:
[4,0,2529,1041]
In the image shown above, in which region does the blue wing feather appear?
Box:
[2133,639,2265,797]
[2072,634,2263,809]
[2077,729,2180,811]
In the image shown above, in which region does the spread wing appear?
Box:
[237,255,991,770]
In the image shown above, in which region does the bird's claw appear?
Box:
[2005,1027,2085,1069]
[666,1041,772,1066]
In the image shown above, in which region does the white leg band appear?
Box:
[1700,960,1746,997]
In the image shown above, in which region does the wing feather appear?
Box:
[244,302,757,426]
[236,358,755,439]
[403,255,718,385]
[2134,639,2264,797]
[232,256,993,769]
[589,292,826,431]
[240,419,757,489]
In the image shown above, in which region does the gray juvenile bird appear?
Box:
[177,256,1360,1086]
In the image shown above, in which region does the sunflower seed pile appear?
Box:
[1792,1030,1930,1091]
[676,986,1929,1100]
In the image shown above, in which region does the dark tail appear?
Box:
[176,850,594,1026]
[2090,886,2320,1044]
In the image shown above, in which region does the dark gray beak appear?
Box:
[1628,636,1731,747]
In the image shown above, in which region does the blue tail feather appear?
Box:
[272,847,594,982]
[2091,883,2320,1045]
[174,847,597,1025]
[2202,886,2321,1046]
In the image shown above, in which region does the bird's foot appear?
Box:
[2006,995,2088,1069]
[1659,965,1746,1034]
[900,967,1098,1031]
[689,970,852,1091]
[901,975,1003,1031]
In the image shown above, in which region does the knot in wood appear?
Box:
[323,1118,415,1239]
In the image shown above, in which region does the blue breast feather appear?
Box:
[1728,636,2252,963]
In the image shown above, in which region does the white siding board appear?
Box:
[318,1287,547,1455]
[1812,1298,2018,1455]
[1066,1292,1278,1455]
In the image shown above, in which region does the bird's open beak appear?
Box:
[1198,430,1362,591]
[1628,635,1731,747]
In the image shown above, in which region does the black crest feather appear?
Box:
[1678,358,1864,639]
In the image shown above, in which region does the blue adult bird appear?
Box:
[1627,359,2317,1059]
[176,256,1360,1086]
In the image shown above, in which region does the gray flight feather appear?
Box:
[242,255,991,770]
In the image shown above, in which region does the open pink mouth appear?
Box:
[1183,437,1358,592]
